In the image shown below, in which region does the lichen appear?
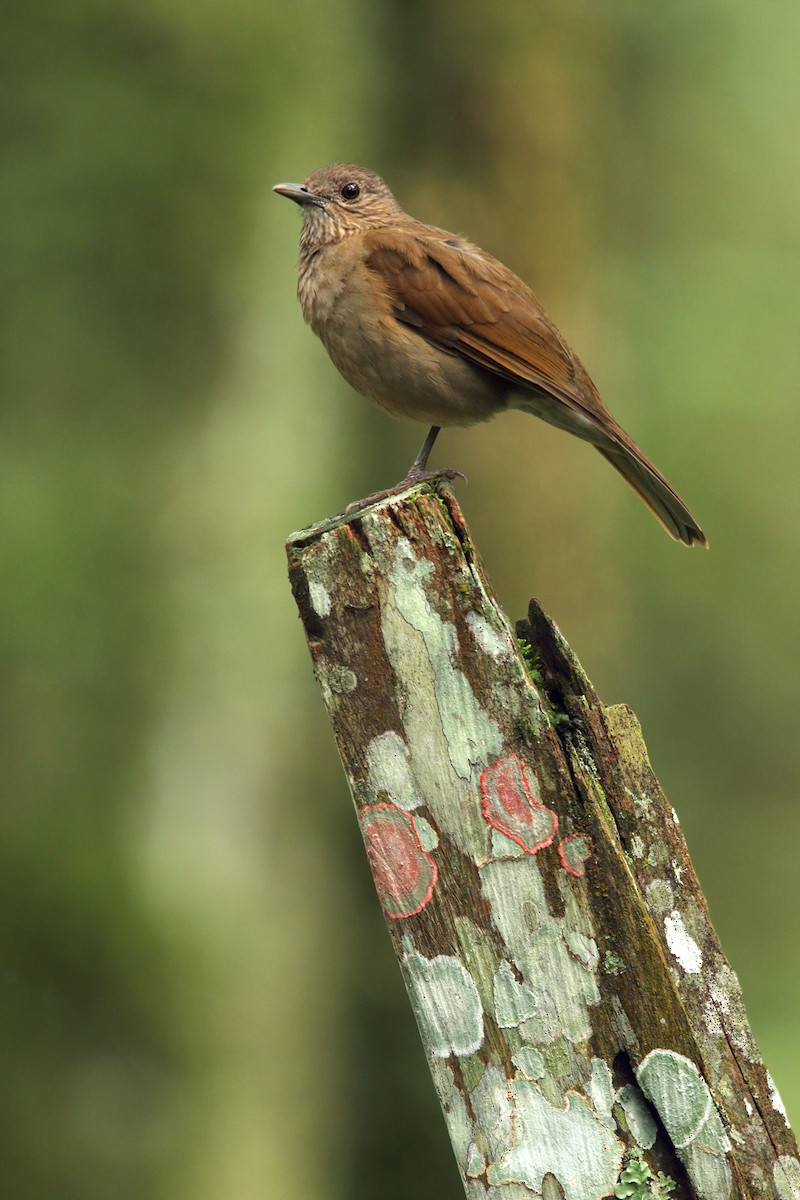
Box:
[614,1147,676,1198]
[636,1049,732,1199]
[402,948,484,1058]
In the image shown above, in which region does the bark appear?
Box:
[286,482,799,1200]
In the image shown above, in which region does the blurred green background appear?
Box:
[2,1,798,1196]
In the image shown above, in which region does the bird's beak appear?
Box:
[273,182,325,208]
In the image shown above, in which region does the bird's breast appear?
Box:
[296,242,507,427]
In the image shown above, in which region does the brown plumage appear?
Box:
[274,163,707,547]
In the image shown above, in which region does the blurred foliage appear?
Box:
[1,1,798,1197]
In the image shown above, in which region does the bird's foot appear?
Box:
[343,467,467,517]
[402,465,467,488]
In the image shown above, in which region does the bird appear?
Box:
[274,163,707,547]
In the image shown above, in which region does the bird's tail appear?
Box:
[597,442,708,548]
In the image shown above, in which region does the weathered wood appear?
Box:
[286,482,799,1200]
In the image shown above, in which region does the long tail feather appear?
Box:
[597,445,708,548]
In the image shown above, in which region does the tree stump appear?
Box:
[286,482,798,1200]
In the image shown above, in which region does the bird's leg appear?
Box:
[343,425,467,516]
[400,426,466,486]
[407,425,441,476]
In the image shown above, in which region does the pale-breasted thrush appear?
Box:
[274,163,707,547]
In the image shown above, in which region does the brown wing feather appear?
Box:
[364,226,708,548]
[364,226,620,442]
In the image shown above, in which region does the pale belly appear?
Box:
[300,249,508,428]
[323,312,508,426]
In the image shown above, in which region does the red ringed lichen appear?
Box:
[358,802,438,918]
[480,755,558,854]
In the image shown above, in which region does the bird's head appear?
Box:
[273,164,403,247]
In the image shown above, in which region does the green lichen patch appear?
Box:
[428,1057,473,1168]
[585,1057,616,1129]
[614,1147,676,1198]
[412,814,439,851]
[617,1084,657,1149]
[470,1065,515,1164]
[644,879,673,916]
[512,1046,545,1080]
[379,536,500,857]
[563,927,599,973]
[480,858,599,1045]
[636,1050,711,1149]
[539,1036,573,1080]
[466,1141,486,1178]
[490,829,527,858]
[493,961,538,1028]
[637,1049,732,1200]
[486,1079,623,1199]
[603,951,627,976]
[459,1052,486,1095]
[558,832,592,877]
[387,539,502,783]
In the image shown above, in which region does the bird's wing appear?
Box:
[363,226,621,440]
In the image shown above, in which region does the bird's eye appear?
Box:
[340,182,360,201]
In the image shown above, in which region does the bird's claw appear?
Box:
[402,466,468,487]
[343,468,467,518]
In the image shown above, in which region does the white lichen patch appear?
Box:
[466,610,510,660]
[493,961,538,1027]
[366,730,419,809]
[402,949,484,1058]
[664,909,703,974]
[768,1071,789,1125]
[617,1084,657,1149]
[303,545,334,617]
[308,579,331,617]
[480,859,599,1044]
[704,972,731,1039]
[486,1079,623,1199]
